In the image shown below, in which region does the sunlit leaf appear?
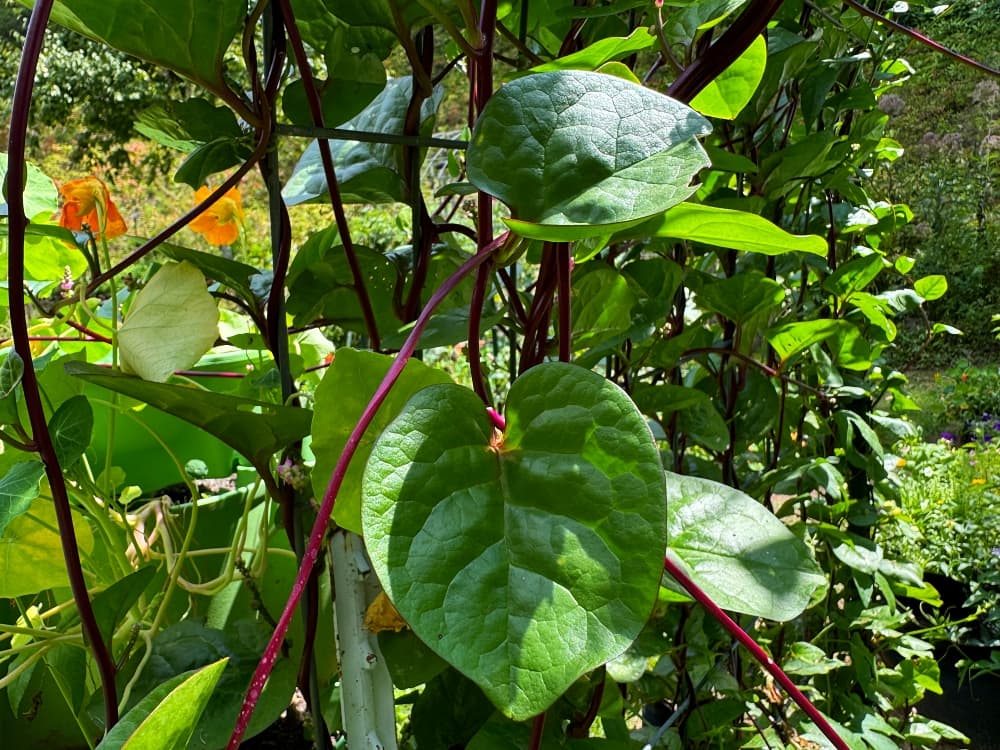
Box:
[119,262,220,383]
[690,35,767,119]
[529,28,656,73]
[95,659,228,750]
[616,203,827,256]
[666,473,827,620]
[468,71,710,237]
[0,500,94,597]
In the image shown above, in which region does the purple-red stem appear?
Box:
[486,406,506,432]
[467,259,494,403]
[467,0,499,402]
[662,554,849,750]
[843,0,1000,78]
[555,242,571,362]
[276,0,382,350]
[7,0,119,731]
[528,712,547,750]
[225,233,509,749]
[666,0,784,103]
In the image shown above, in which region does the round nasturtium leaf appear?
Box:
[362,362,667,720]
[466,70,711,239]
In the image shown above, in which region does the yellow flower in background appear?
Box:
[971,478,986,486]
[58,176,127,239]
[188,185,244,246]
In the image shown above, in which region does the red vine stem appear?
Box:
[528,711,547,750]
[841,0,1000,78]
[467,0,499,402]
[276,0,382,350]
[662,554,849,750]
[7,0,120,731]
[666,0,784,102]
[226,233,509,749]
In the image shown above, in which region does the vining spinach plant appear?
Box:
[0,1,981,748]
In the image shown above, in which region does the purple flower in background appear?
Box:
[941,431,956,443]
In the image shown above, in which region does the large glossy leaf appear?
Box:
[467,71,711,237]
[95,659,228,750]
[616,203,827,256]
[311,348,451,534]
[283,78,443,206]
[37,1,244,95]
[65,362,311,467]
[0,500,94,597]
[363,363,667,720]
[118,262,220,383]
[666,473,827,621]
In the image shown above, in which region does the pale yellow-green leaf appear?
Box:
[0,499,94,597]
[119,262,219,382]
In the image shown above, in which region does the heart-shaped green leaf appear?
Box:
[467,70,711,237]
[119,261,220,383]
[362,362,666,720]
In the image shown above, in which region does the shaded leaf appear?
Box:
[311,348,451,534]
[48,395,93,468]
[283,78,443,206]
[0,461,45,538]
[42,0,245,95]
[65,362,311,467]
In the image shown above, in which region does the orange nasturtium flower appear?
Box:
[188,185,244,246]
[58,176,127,239]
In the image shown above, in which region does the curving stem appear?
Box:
[225,232,510,749]
[662,553,849,750]
[6,0,119,732]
